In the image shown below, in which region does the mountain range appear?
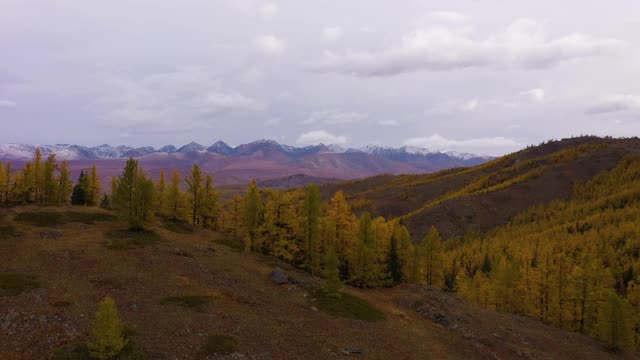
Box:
[0,140,493,185]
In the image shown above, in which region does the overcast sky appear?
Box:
[1,0,639,155]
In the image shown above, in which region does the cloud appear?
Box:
[587,94,640,114]
[96,67,264,133]
[307,18,623,76]
[255,34,285,56]
[0,99,17,107]
[264,117,280,126]
[461,98,479,112]
[429,88,546,114]
[521,88,545,102]
[429,98,483,114]
[200,91,262,114]
[429,11,470,23]
[322,26,343,41]
[405,133,521,154]
[302,110,367,125]
[378,119,399,126]
[258,3,278,18]
[296,130,347,145]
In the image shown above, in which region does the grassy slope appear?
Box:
[0,206,635,359]
[322,137,640,239]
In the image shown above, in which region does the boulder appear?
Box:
[269,268,288,285]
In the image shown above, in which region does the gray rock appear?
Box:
[40,230,63,240]
[342,347,362,355]
[270,268,288,285]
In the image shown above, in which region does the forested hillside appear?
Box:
[323,136,640,239]
[3,136,640,352]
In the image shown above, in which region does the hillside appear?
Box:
[0,206,635,359]
[322,136,640,239]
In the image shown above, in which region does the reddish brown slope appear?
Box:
[322,137,640,239]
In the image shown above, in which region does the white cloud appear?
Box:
[264,117,280,126]
[96,68,265,133]
[429,88,545,114]
[200,91,262,114]
[587,94,640,114]
[255,34,285,56]
[378,119,399,126]
[429,11,469,23]
[302,110,367,125]
[461,98,479,112]
[322,26,343,41]
[521,88,545,102]
[429,98,482,114]
[0,99,17,107]
[307,18,624,76]
[405,133,521,154]
[296,130,347,145]
[258,3,278,18]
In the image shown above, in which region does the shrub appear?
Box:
[203,335,239,355]
[308,289,384,321]
[105,229,163,250]
[14,211,115,227]
[0,273,39,296]
[51,342,146,360]
[214,237,244,252]
[162,219,195,234]
[0,224,20,240]
[161,295,212,312]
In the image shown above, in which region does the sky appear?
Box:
[1,0,640,156]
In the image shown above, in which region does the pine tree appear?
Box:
[423,226,444,287]
[156,169,166,215]
[89,165,102,206]
[0,162,6,206]
[244,180,262,252]
[71,171,88,205]
[302,184,322,274]
[325,191,357,279]
[58,161,72,204]
[395,223,414,283]
[43,154,59,204]
[227,194,243,239]
[166,169,183,220]
[112,158,154,229]
[87,296,128,360]
[21,161,35,203]
[387,234,402,284]
[201,174,221,229]
[100,193,111,209]
[186,163,203,225]
[33,148,43,203]
[324,247,342,297]
[80,168,93,205]
[353,212,377,287]
[599,290,633,350]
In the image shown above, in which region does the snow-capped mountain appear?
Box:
[0,141,493,171]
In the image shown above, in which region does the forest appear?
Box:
[1,147,639,350]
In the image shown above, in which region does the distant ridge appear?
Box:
[0,139,495,186]
[0,140,493,163]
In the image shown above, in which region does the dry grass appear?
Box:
[0,273,39,296]
[1,206,637,360]
[203,335,239,355]
[14,210,115,227]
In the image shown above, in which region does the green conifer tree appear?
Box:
[87,296,127,360]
